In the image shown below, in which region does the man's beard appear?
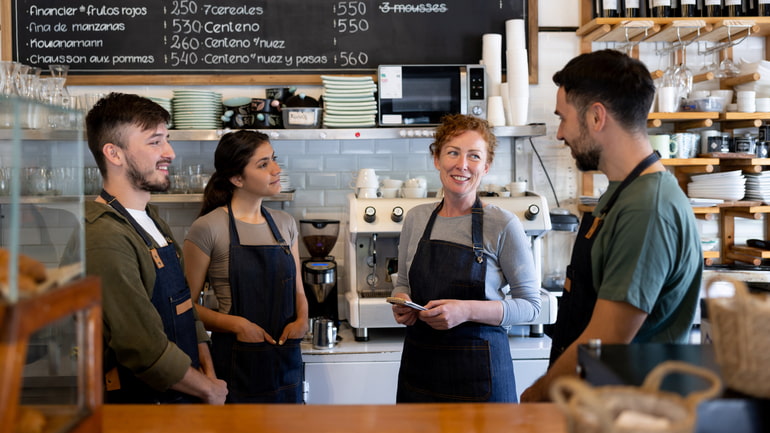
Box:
[571,122,601,172]
[126,158,170,193]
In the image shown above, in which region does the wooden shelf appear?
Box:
[646,109,770,130]
[577,7,770,268]
[577,17,770,44]
[719,204,770,266]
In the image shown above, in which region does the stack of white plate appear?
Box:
[744,172,770,204]
[147,96,173,128]
[687,170,746,201]
[321,75,377,128]
[736,60,770,97]
[172,90,223,130]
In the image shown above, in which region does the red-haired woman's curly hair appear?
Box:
[429,114,497,164]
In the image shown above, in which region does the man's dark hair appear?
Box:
[552,49,655,134]
[85,92,170,177]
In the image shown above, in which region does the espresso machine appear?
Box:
[300,219,340,323]
[344,193,559,341]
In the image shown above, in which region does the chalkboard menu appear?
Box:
[11,0,528,77]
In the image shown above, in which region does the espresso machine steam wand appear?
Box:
[366,233,378,288]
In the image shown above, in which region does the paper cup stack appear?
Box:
[482,33,503,98]
[505,19,529,126]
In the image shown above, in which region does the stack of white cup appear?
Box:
[736,91,756,113]
[352,168,379,198]
[402,177,427,198]
[380,178,403,198]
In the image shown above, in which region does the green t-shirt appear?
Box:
[592,171,702,343]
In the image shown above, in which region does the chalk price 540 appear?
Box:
[169,51,198,66]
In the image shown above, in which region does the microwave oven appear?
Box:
[377,64,486,126]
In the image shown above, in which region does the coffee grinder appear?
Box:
[300,219,340,323]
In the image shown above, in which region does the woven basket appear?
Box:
[706,275,770,398]
[551,361,721,433]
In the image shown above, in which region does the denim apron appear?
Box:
[100,190,200,404]
[549,153,660,365]
[210,204,303,403]
[396,197,517,403]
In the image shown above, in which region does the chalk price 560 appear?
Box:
[337,51,368,67]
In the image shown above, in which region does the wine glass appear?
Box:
[0,61,13,95]
[677,45,693,100]
[718,47,740,78]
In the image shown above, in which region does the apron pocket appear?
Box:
[401,337,492,401]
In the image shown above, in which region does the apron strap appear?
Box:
[585,152,659,240]
[422,196,485,263]
[470,197,484,264]
[99,189,168,248]
[261,206,292,255]
[597,152,660,218]
[226,202,291,255]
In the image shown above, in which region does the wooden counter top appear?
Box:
[102,403,567,433]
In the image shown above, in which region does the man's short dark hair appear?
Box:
[85,92,170,177]
[552,49,655,134]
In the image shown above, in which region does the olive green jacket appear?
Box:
[85,200,208,392]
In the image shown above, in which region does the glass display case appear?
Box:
[0,96,101,433]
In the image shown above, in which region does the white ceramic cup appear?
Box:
[649,134,677,159]
[380,187,399,198]
[508,181,527,197]
[352,168,379,188]
[404,178,420,188]
[357,187,379,198]
[382,178,403,189]
[401,187,426,198]
[657,86,679,113]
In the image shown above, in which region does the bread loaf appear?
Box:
[15,406,46,433]
[0,249,47,298]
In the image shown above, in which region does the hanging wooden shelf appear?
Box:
[645,19,708,43]
[594,20,658,43]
